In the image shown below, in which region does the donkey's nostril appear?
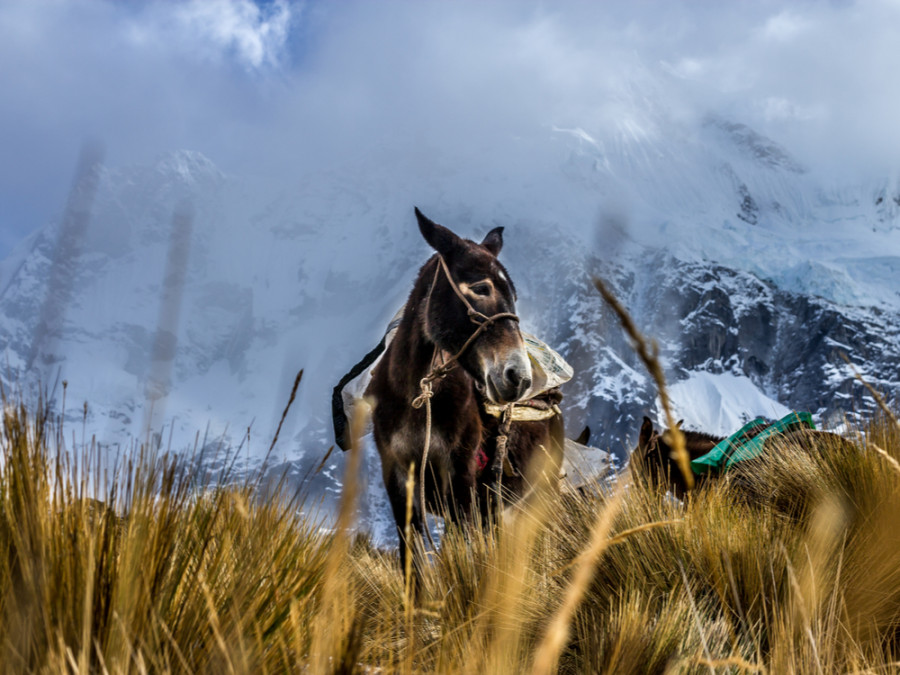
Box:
[504,367,531,398]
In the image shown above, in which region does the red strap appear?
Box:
[475,446,490,473]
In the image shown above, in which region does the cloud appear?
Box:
[760,97,825,123]
[1,0,900,257]
[0,0,298,253]
[760,10,812,41]
[141,0,294,70]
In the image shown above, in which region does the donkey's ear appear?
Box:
[574,425,591,446]
[676,419,684,429]
[480,226,504,256]
[639,416,654,448]
[415,207,460,257]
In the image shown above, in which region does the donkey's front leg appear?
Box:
[447,450,478,527]
[384,463,426,584]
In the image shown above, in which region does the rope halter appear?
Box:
[413,255,520,405]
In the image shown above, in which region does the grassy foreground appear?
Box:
[2,397,900,673]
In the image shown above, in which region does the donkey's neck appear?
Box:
[386,259,477,404]
[392,306,464,395]
[682,430,725,459]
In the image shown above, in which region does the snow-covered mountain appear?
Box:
[1,115,898,536]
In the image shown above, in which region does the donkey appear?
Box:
[631,416,722,498]
[631,416,852,501]
[365,208,563,572]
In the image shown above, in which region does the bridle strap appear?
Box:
[413,255,519,405]
[436,255,519,327]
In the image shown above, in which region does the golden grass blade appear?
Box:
[403,461,415,609]
[531,484,624,675]
[548,518,685,579]
[475,449,560,673]
[310,397,369,672]
[593,277,693,489]
[872,443,900,476]
[680,562,715,673]
[695,655,767,673]
[840,353,900,431]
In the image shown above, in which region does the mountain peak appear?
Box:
[704,116,806,174]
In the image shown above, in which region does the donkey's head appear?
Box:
[632,416,671,492]
[415,207,532,404]
[632,417,720,498]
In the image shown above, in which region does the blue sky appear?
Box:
[2,0,899,259]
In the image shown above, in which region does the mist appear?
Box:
[2,0,900,258]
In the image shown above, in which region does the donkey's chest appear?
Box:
[377,389,481,459]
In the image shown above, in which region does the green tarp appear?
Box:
[690,412,815,475]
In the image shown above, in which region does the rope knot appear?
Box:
[490,404,519,478]
[411,378,434,409]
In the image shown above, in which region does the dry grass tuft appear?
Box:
[2,389,900,672]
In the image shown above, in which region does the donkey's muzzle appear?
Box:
[487,354,532,404]
[504,366,532,401]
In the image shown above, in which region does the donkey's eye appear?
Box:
[469,282,491,296]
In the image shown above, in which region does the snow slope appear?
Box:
[666,371,791,437]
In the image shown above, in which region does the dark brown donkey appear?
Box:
[631,417,722,498]
[365,208,563,571]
